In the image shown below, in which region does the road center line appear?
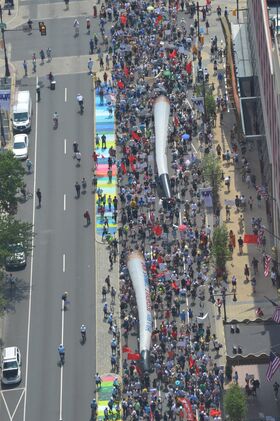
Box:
[62,254,66,272]
[64,87,67,102]
[64,138,67,155]
[63,194,66,211]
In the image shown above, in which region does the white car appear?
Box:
[13,134,29,159]
[1,347,22,385]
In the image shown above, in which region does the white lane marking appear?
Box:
[62,254,66,272]
[23,76,38,421]
[64,139,67,155]
[0,391,12,420]
[191,143,198,154]
[59,299,65,421]
[11,388,25,419]
[65,87,67,102]
[63,194,66,211]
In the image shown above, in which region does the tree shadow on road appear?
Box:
[0,276,30,314]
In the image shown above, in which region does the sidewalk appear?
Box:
[196,1,279,323]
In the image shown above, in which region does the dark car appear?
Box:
[5,243,26,270]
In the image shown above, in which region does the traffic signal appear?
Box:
[39,21,46,36]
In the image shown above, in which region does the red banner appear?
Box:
[243,234,258,244]
[127,352,141,360]
[122,346,132,353]
[178,397,195,421]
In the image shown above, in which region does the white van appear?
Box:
[1,346,22,385]
[12,90,32,132]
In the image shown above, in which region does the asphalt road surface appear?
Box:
[0,73,96,421]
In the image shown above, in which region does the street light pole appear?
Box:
[216,291,237,323]
[0,5,10,77]
[237,0,239,23]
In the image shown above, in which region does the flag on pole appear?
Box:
[266,352,280,381]
[272,306,280,323]
[264,255,272,277]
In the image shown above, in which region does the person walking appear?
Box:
[75,181,81,198]
[107,169,113,183]
[244,264,250,281]
[86,18,91,35]
[105,275,111,291]
[83,210,91,226]
[23,60,28,77]
[238,236,244,255]
[95,373,102,389]
[273,381,280,400]
[89,38,94,54]
[102,285,107,301]
[87,57,94,75]
[101,133,107,149]
[36,85,41,102]
[36,188,42,207]
[252,257,259,274]
[32,56,36,73]
[39,49,45,64]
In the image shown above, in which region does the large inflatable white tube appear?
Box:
[154,95,172,199]
[127,251,152,372]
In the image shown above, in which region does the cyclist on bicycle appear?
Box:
[53,112,58,123]
[58,344,65,361]
[80,324,86,340]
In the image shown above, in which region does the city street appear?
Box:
[0,73,96,421]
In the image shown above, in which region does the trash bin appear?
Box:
[50,80,56,91]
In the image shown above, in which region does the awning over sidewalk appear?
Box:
[225,320,280,363]
[231,23,253,79]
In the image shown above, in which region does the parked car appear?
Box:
[5,243,26,270]
[1,347,22,385]
[13,134,29,160]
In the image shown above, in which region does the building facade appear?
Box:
[247,0,280,246]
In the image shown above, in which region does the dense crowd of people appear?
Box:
[95,1,230,420]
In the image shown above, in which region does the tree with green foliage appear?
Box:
[201,153,223,208]
[0,150,25,214]
[224,384,247,421]
[211,224,231,274]
[0,215,33,266]
[193,83,216,119]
